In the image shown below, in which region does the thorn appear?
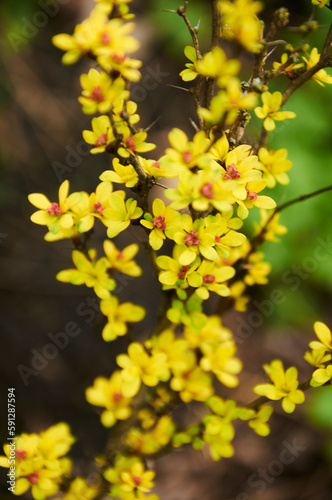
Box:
[166,84,190,92]
[162,9,177,13]
[189,118,199,132]
[145,116,161,132]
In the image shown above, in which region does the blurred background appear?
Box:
[0,0,332,499]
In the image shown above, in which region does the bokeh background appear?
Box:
[1,0,332,499]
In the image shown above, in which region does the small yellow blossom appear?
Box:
[218,0,264,53]
[117,343,169,397]
[56,248,116,300]
[100,296,146,341]
[255,91,296,131]
[0,424,74,500]
[103,192,143,238]
[140,198,184,250]
[83,115,115,154]
[258,147,293,187]
[79,69,129,114]
[86,371,132,426]
[303,47,332,86]
[101,158,139,188]
[254,210,288,243]
[103,240,142,276]
[254,359,305,413]
[309,321,332,354]
[28,180,82,236]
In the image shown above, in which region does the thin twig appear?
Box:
[250,183,332,254]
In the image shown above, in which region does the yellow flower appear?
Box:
[103,192,143,238]
[54,477,99,500]
[254,359,305,413]
[304,348,331,368]
[237,179,276,219]
[243,250,271,286]
[116,343,169,397]
[309,321,332,354]
[194,47,241,87]
[312,0,329,8]
[100,158,139,188]
[169,215,220,265]
[199,79,257,126]
[117,130,156,158]
[56,248,116,300]
[103,240,142,276]
[171,366,214,403]
[86,371,132,426]
[100,296,146,341]
[218,0,264,53]
[200,342,242,387]
[52,6,107,65]
[141,198,184,250]
[79,69,129,115]
[254,210,288,243]
[189,259,236,300]
[125,415,176,454]
[104,456,156,497]
[83,115,115,154]
[303,47,332,86]
[255,91,296,131]
[0,424,74,500]
[248,405,273,436]
[310,365,332,387]
[179,46,199,82]
[28,180,82,236]
[272,53,304,79]
[160,128,214,174]
[94,0,134,19]
[258,147,293,187]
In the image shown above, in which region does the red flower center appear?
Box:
[101,32,111,45]
[27,472,39,485]
[153,216,166,230]
[184,230,200,246]
[200,182,214,199]
[152,161,160,169]
[183,150,192,164]
[113,392,123,402]
[178,265,190,279]
[94,202,105,214]
[113,53,126,63]
[215,236,221,243]
[117,252,124,260]
[246,189,258,201]
[132,475,142,486]
[16,450,27,461]
[95,134,108,147]
[224,163,241,180]
[203,274,215,284]
[46,202,62,216]
[89,86,104,102]
[125,137,136,152]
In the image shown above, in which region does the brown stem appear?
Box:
[282,22,332,106]
[203,0,222,109]
[253,127,269,154]
[177,3,201,60]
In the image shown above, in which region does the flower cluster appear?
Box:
[12,0,332,498]
[0,424,74,500]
